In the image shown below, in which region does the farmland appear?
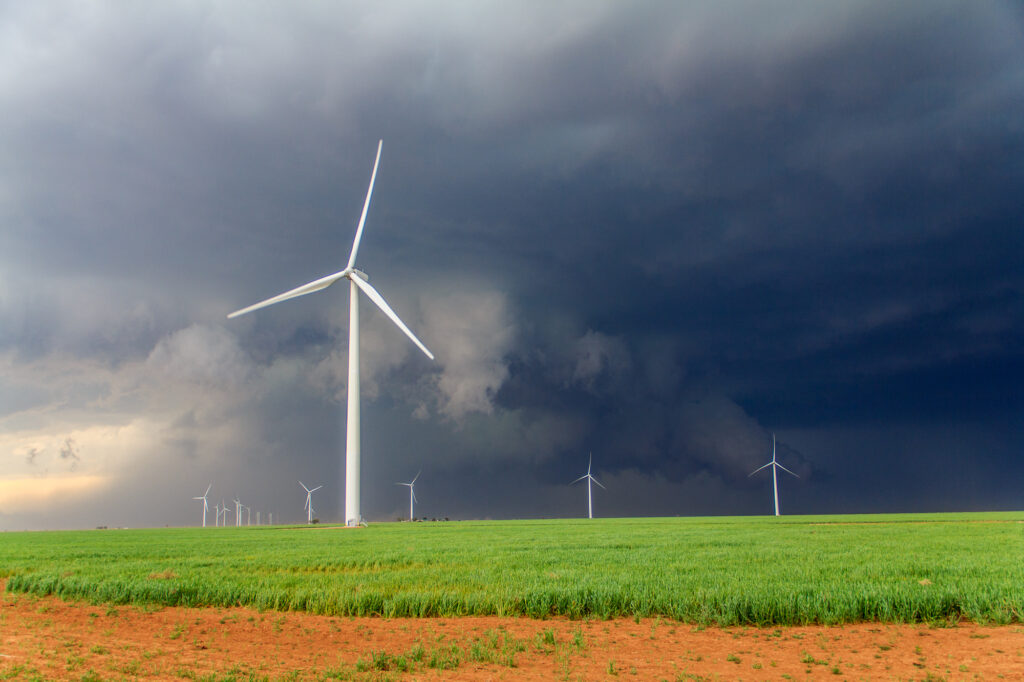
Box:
[2,513,1022,626]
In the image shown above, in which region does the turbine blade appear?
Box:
[345,139,383,270]
[350,275,434,360]
[570,474,588,485]
[311,485,323,492]
[591,476,606,490]
[748,461,773,477]
[205,483,212,496]
[228,270,348,318]
[775,462,800,478]
[412,489,418,504]
[300,481,310,492]
[412,470,421,484]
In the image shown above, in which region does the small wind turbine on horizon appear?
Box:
[571,453,606,519]
[193,483,211,528]
[228,140,435,527]
[300,481,322,524]
[748,433,799,516]
[233,498,243,527]
[396,471,420,521]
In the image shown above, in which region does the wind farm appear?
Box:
[4,1,1023,677]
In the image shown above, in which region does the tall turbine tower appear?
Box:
[300,481,322,524]
[193,483,211,528]
[396,471,420,521]
[571,453,606,519]
[229,141,434,527]
[748,433,799,516]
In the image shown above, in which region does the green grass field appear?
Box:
[2,513,1022,625]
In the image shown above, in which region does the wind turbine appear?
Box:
[748,433,799,516]
[396,471,420,521]
[571,453,606,519]
[229,140,434,527]
[193,483,211,528]
[219,500,229,527]
[214,502,221,527]
[233,498,243,527]
[300,481,322,524]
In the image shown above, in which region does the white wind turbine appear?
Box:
[229,141,434,527]
[219,500,229,527]
[193,483,211,528]
[571,453,606,519]
[213,501,221,527]
[396,471,420,521]
[233,498,242,527]
[748,433,799,516]
[300,481,322,524]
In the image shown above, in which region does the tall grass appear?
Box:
[2,513,1021,625]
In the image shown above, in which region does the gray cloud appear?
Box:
[1,1,1022,529]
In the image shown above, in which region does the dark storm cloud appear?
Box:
[2,1,1022,529]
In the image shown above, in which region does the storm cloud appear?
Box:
[1,1,1022,529]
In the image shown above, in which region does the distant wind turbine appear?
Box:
[396,471,420,521]
[233,498,243,527]
[214,502,221,528]
[748,433,799,516]
[300,481,323,524]
[193,483,211,528]
[229,140,434,527]
[571,453,606,519]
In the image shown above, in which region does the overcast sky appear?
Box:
[2,1,1022,530]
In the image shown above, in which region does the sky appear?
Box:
[2,1,1022,530]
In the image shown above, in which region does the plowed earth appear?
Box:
[2,587,1022,680]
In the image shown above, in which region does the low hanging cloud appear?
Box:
[570,330,632,393]
[418,289,516,421]
[669,390,810,482]
[146,324,252,390]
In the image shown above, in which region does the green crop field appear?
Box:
[2,513,1022,626]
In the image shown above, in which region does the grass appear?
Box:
[1,513,1022,626]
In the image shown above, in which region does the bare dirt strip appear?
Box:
[2,587,1022,680]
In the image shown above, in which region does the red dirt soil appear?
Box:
[2,586,1022,680]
